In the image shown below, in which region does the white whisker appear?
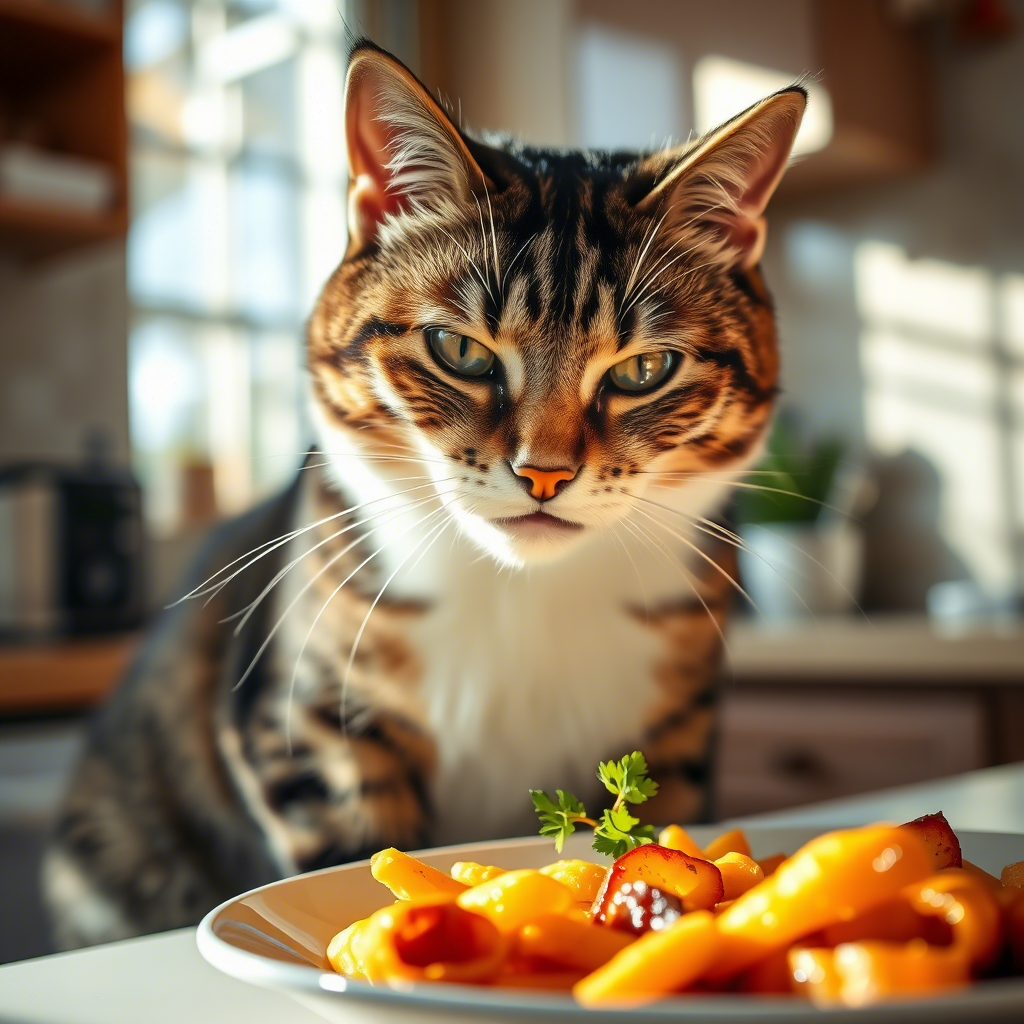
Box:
[283,504,449,751]
[623,510,732,659]
[622,248,712,319]
[619,210,669,313]
[504,233,538,289]
[648,478,849,518]
[218,497,428,628]
[338,509,456,737]
[436,224,494,304]
[316,452,449,467]
[471,194,498,306]
[230,491,453,692]
[630,498,762,618]
[691,511,871,624]
[253,446,447,466]
[483,182,502,294]
[198,481,452,609]
[609,521,649,612]
[636,468,791,478]
[619,209,708,317]
[171,480,448,607]
[677,511,817,623]
[228,487,451,634]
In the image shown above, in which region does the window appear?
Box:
[125,0,348,532]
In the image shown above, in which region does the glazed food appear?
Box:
[327,812,1024,1007]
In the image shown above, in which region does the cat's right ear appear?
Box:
[344,42,491,252]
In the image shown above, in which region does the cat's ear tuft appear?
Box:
[634,87,806,270]
[345,42,490,251]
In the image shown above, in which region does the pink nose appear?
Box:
[513,466,577,501]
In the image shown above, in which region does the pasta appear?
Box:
[327,815,1024,1007]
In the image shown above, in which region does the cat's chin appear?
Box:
[451,507,592,567]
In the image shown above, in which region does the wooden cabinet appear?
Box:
[716,689,987,819]
[0,634,137,714]
[716,615,1024,819]
[783,0,936,193]
[0,0,127,259]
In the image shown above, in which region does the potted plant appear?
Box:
[734,415,865,621]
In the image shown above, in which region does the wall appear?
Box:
[763,7,1024,604]
[428,0,573,144]
[765,9,1024,438]
[0,243,130,467]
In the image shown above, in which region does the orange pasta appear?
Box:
[328,814,1022,1009]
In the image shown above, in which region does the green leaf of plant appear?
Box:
[592,830,629,859]
[531,790,559,816]
[596,758,621,797]
[600,805,639,838]
[534,752,658,856]
[597,751,659,805]
[531,788,587,854]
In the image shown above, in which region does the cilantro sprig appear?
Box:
[531,751,659,859]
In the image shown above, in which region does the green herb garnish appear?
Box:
[531,751,659,859]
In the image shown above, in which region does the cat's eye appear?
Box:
[426,328,495,378]
[608,350,678,393]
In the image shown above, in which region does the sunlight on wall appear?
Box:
[855,241,992,345]
[855,242,1024,592]
[692,55,833,157]
[1002,274,1024,358]
[860,328,996,406]
[1007,276,1024,538]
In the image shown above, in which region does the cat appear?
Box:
[43,39,804,949]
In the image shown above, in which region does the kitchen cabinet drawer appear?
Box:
[715,690,987,819]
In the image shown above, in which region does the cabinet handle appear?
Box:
[770,748,831,782]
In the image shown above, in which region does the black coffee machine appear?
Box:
[0,459,145,637]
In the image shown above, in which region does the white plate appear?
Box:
[197,825,1024,1024]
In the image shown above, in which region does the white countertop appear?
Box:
[728,614,1024,683]
[2,761,1023,1024]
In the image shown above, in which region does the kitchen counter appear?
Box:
[728,614,1024,684]
[2,761,1022,1023]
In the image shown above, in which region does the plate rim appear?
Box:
[196,826,1024,1021]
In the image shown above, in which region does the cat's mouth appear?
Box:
[492,512,584,534]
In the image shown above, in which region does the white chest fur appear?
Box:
[313,415,726,845]
[394,527,693,845]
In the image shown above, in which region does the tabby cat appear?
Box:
[44,40,804,948]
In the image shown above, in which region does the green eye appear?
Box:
[608,351,678,393]
[426,328,495,378]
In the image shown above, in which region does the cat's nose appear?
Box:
[512,465,578,501]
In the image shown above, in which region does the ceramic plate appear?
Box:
[197,825,1024,1024]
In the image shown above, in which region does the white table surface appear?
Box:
[2,761,1023,1024]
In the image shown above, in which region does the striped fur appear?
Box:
[44,41,803,947]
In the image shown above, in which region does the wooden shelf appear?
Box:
[777,0,934,198]
[0,195,126,258]
[0,633,138,714]
[0,0,119,41]
[0,1,119,81]
[0,0,126,261]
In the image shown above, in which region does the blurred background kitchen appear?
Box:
[1,0,1022,963]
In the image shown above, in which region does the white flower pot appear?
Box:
[738,521,863,621]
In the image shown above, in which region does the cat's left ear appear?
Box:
[345,41,492,252]
[634,87,806,270]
